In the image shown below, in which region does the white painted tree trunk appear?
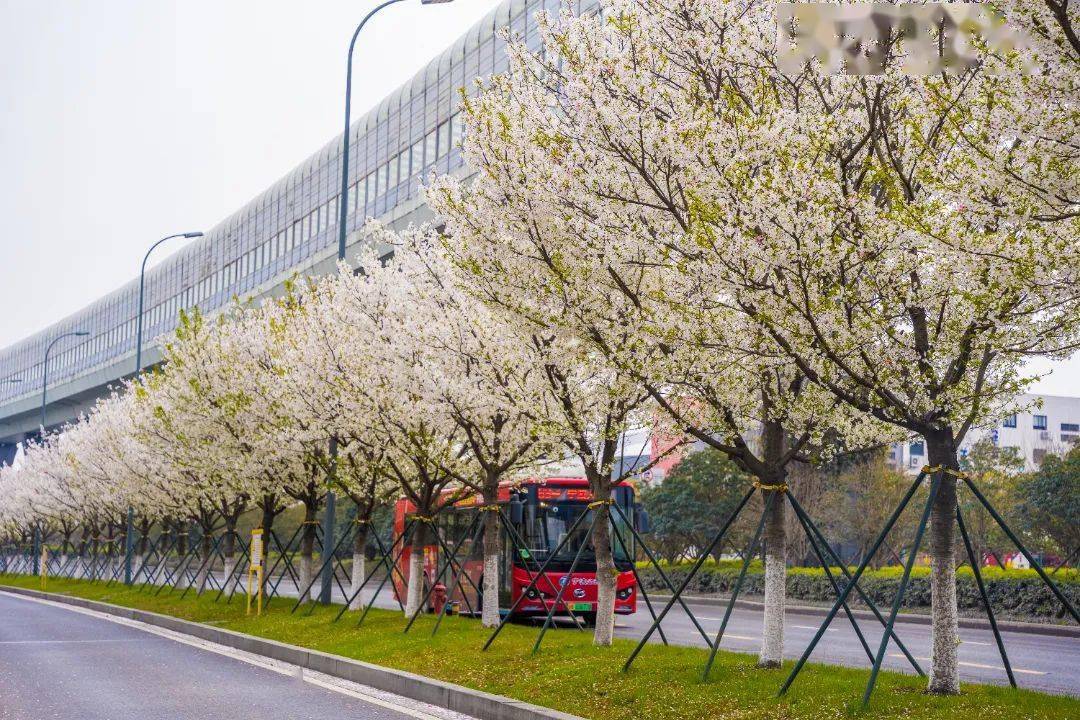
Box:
[592,505,617,646]
[404,546,425,618]
[299,554,314,602]
[759,490,786,668]
[196,557,211,594]
[482,553,500,627]
[222,556,235,596]
[926,438,960,695]
[481,508,501,627]
[349,553,366,610]
[175,556,188,589]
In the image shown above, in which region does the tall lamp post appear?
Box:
[135,232,204,374]
[325,0,454,605]
[125,231,201,585]
[41,331,89,430]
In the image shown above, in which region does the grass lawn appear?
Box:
[2,575,1076,720]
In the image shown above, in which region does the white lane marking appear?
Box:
[0,638,157,645]
[0,591,471,720]
[963,640,992,646]
[888,654,1047,676]
[790,624,838,631]
[719,634,757,641]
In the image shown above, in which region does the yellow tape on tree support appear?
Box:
[753,481,789,493]
[588,499,615,510]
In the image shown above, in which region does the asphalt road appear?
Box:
[615,596,1080,696]
[0,592,474,720]
[213,569,1079,696]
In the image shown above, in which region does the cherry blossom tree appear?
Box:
[366,229,548,627]
[430,0,1078,690]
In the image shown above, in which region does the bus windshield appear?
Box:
[520,502,633,569]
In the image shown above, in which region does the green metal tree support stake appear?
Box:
[333,523,408,622]
[961,475,1080,625]
[263,525,307,602]
[496,506,587,631]
[532,521,595,654]
[404,513,483,633]
[425,518,485,618]
[779,469,929,696]
[955,505,1016,687]
[702,494,772,680]
[217,533,254,602]
[123,507,135,585]
[623,486,758,672]
[483,507,593,651]
[790,499,877,666]
[609,510,668,646]
[293,522,357,613]
[357,520,419,627]
[861,474,940,709]
[786,491,924,674]
[612,501,717,645]
[32,526,41,577]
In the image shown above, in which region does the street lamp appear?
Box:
[135,232,203,375]
[126,231,201,585]
[41,331,89,431]
[325,0,454,605]
[336,0,455,262]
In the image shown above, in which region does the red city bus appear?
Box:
[391,477,646,622]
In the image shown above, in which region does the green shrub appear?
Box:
[636,563,1080,619]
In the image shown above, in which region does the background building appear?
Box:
[888,393,1080,472]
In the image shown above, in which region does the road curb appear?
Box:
[0,585,582,720]
[653,593,1080,638]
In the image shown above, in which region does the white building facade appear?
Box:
[889,393,1080,473]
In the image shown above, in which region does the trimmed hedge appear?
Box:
[636,562,1080,620]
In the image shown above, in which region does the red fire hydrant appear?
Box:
[432,582,448,615]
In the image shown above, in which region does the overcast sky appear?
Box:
[0,0,1077,397]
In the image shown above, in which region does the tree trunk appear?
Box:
[221,519,237,596]
[758,417,787,668]
[175,523,188,589]
[925,430,960,695]
[133,520,150,582]
[404,524,427,617]
[259,500,276,596]
[348,526,368,611]
[300,505,317,602]
[759,487,787,668]
[196,531,212,594]
[481,482,502,628]
[591,488,617,647]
